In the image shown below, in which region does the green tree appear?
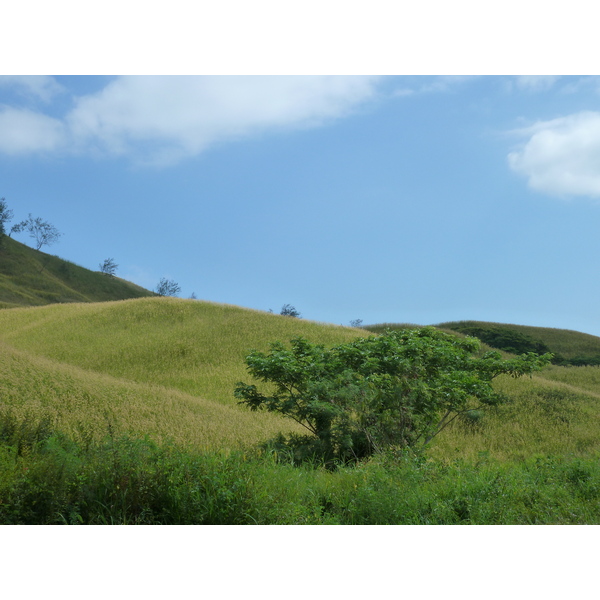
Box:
[280,304,301,318]
[235,327,552,464]
[155,278,181,297]
[99,258,118,276]
[0,197,13,238]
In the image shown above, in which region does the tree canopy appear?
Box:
[235,327,552,465]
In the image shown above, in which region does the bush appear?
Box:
[236,328,552,465]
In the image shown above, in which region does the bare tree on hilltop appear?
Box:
[20,213,62,250]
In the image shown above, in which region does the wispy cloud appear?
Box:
[0,75,65,103]
[0,106,65,155]
[512,75,561,92]
[0,76,380,166]
[508,111,600,198]
[389,75,476,98]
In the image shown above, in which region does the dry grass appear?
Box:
[0,340,303,451]
[0,297,365,404]
[2,298,600,461]
[428,372,600,462]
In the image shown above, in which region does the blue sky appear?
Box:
[3,75,600,335]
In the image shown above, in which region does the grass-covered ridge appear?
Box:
[1,297,599,464]
[0,297,365,404]
[436,320,600,365]
[0,236,154,307]
[2,297,600,523]
[0,340,300,451]
[0,298,366,453]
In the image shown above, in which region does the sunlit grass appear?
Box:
[0,297,365,405]
[428,373,600,462]
[0,340,303,451]
[1,298,600,464]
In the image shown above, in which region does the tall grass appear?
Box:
[427,373,600,462]
[0,340,302,451]
[1,300,600,524]
[0,297,365,404]
[2,298,600,486]
[2,417,600,524]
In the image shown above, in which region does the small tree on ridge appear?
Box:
[22,214,62,250]
[99,258,118,277]
[280,304,301,318]
[156,278,181,297]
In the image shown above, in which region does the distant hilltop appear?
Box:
[0,236,155,308]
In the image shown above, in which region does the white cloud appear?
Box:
[513,75,561,92]
[0,75,64,102]
[0,106,65,155]
[65,76,380,165]
[508,111,600,198]
[390,76,476,97]
[0,76,379,165]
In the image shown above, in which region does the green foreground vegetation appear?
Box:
[3,416,600,524]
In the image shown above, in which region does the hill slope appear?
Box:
[0,298,367,450]
[1,298,600,460]
[0,338,301,450]
[0,236,154,307]
[0,297,366,404]
[364,320,600,365]
[436,320,600,365]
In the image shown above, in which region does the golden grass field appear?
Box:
[0,297,364,450]
[1,296,600,462]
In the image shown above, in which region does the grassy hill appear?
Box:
[436,320,600,365]
[0,297,599,462]
[365,319,600,365]
[2,298,600,523]
[0,236,154,307]
[0,297,366,449]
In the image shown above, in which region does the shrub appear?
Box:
[236,328,552,465]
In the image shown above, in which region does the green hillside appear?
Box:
[0,297,366,449]
[0,297,365,403]
[0,236,154,307]
[364,320,600,365]
[3,298,600,524]
[0,297,599,462]
[436,320,600,365]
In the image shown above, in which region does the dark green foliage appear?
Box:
[567,355,600,366]
[0,198,13,238]
[0,414,254,524]
[447,324,552,356]
[280,304,301,318]
[235,328,552,465]
[155,278,181,297]
[3,415,600,524]
[0,411,54,456]
[99,258,118,277]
